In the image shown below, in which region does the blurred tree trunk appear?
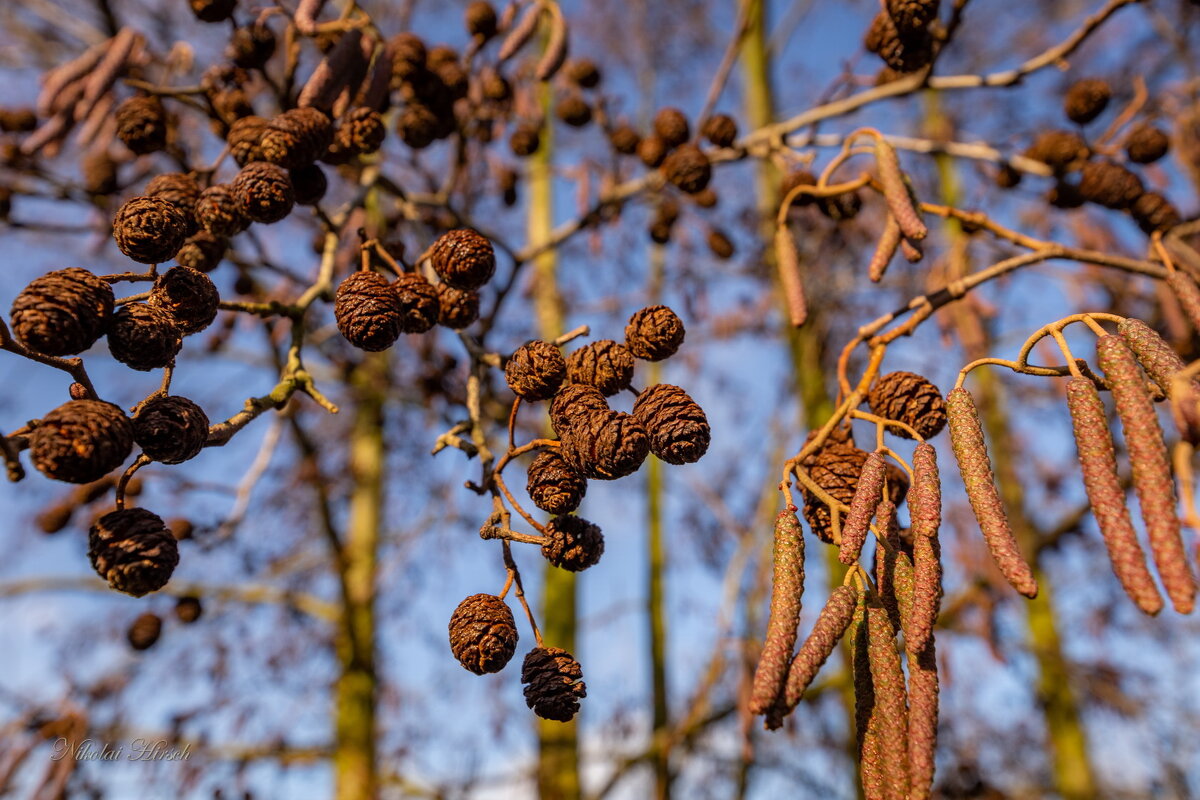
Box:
[531,65,582,800]
[334,352,386,800]
[740,1,861,794]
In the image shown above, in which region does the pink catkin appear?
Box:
[749,507,805,714]
[906,443,942,654]
[839,452,887,565]
[869,215,902,283]
[1097,336,1196,613]
[906,638,939,800]
[874,138,927,242]
[849,595,885,800]
[774,226,808,328]
[946,387,1039,598]
[781,584,859,711]
[867,600,910,800]
[1066,378,1163,615]
[1167,270,1200,335]
[1118,318,1187,397]
[874,499,913,635]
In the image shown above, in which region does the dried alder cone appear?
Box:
[115,96,167,155]
[107,303,182,371]
[541,515,605,571]
[261,107,335,169]
[526,450,586,515]
[149,266,220,335]
[88,508,179,597]
[624,305,685,361]
[1063,78,1111,125]
[145,173,201,224]
[448,593,519,675]
[632,384,710,465]
[521,647,587,722]
[30,400,133,484]
[559,409,650,480]
[232,162,295,224]
[701,113,738,148]
[113,197,188,264]
[1125,122,1170,164]
[133,396,211,465]
[429,228,496,290]
[393,273,440,334]
[549,384,609,433]
[867,371,947,439]
[196,184,247,237]
[335,271,404,352]
[435,285,480,330]
[566,340,635,396]
[127,612,163,651]
[175,596,203,623]
[506,340,567,402]
[10,268,114,357]
[662,144,712,194]
[652,107,690,148]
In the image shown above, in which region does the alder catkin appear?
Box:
[875,499,914,636]
[849,595,884,800]
[749,507,805,715]
[874,138,927,241]
[867,600,910,800]
[1166,270,1200,335]
[1097,336,1196,613]
[906,639,939,800]
[1118,318,1187,398]
[781,584,858,710]
[868,214,902,283]
[774,225,808,328]
[906,443,942,652]
[1065,377,1163,615]
[946,387,1039,598]
[839,452,886,565]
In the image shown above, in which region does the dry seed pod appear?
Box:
[149,266,219,335]
[559,410,649,480]
[133,396,210,465]
[30,400,133,484]
[637,135,668,168]
[549,384,609,434]
[1063,78,1111,125]
[229,23,276,69]
[706,229,734,260]
[867,371,947,439]
[435,284,480,330]
[196,185,248,237]
[555,93,592,127]
[448,593,518,674]
[780,584,858,712]
[113,197,188,264]
[1118,318,1187,398]
[508,123,540,157]
[88,507,179,596]
[625,305,685,362]
[175,595,203,623]
[36,504,75,535]
[335,271,403,352]
[946,387,1038,598]
[632,384,710,465]
[338,107,386,155]
[662,144,712,194]
[1130,191,1181,234]
[290,164,328,206]
[803,443,909,545]
[774,225,808,328]
[429,229,496,290]
[1125,122,1170,164]
[1097,336,1196,613]
[145,173,201,224]
[701,113,738,148]
[261,108,335,169]
[566,340,634,396]
[506,340,567,402]
[866,599,910,800]
[526,449,587,515]
[609,124,640,155]
[906,639,939,800]
[127,612,162,651]
[231,162,295,224]
[653,108,690,149]
[1065,377,1163,615]
[227,116,269,165]
[749,507,805,715]
[1078,161,1144,210]
[392,273,440,334]
[874,137,927,241]
[465,1,499,39]
[864,11,933,72]
[541,515,605,572]
[1023,129,1089,173]
[868,215,902,283]
[565,59,601,89]
[115,96,167,155]
[10,268,114,357]
[521,647,586,722]
[887,0,940,30]
[838,452,886,565]
[107,303,182,371]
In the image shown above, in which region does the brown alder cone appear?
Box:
[1078,161,1144,210]
[1023,129,1090,172]
[1125,122,1170,164]
[946,387,1039,597]
[0,108,37,132]
[465,1,499,38]
[149,266,220,335]
[145,173,201,226]
[290,164,328,206]
[30,400,133,484]
[339,107,386,155]
[566,340,635,396]
[196,185,248,237]
[435,284,480,330]
[508,123,540,157]
[133,396,211,465]
[448,594,518,674]
[82,150,119,196]
[866,599,910,800]
[36,504,75,535]
[227,116,269,165]
[115,96,167,155]
[1065,377,1163,615]
[334,271,403,352]
[389,33,428,84]
[392,273,440,334]
[867,371,947,439]
[707,229,735,260]
[701,113,738,148]
[652,108,689,148]
[1063,78,1111,124]
[560,409,650,480]
[632,383,710,465]
[231,162,295,224]
[1167,270,1200,335]
[1097,336,1196,613]
[609,124,641,155]
[107,303,182,371]
[174,596,203,623]
[779,584,858,713]
[803,442,908,544]
[839,452,886,565]
[88,508,179,596]
[864,11,933,73]
[549,384,609,434]
[190,0,236,22]
[1118,318,1188,398]
[113,197,188,264]
[662,144,712,194]
[565,59,601,89]
[750,507,805,715]
[780,169,817,207]
[906,639,939,800]
[521,647,586,722]
[10,268,114,357]
[127,613,163,651]
[887,0,939,31]
[506,340,567,401]
[555,93,592,127]
[541,515,605,572]
[625,304,686,361]
[429,228,496,290]
[229,23,276,69]
[1130,191,1181,234]
[527,449,587,515]
[260,108,335,169]
[637,135,668,168]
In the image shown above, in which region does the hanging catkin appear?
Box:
[874,137,927,242]
[1118,318,1187,397]
[1166,270,1200,334]
[781,584,859,712]
[749,507,805,714]
[946,387,1039,598]
[849,595,885,800]
[1097,336,1196,614]
[839,452,887,565]
[774,224,808,327]
[906,639,939,800]
[875,499,913,635]
[867,598,911,800]
[1066,377,1163,615]
[868,214,902,283]
[906,443,942,654]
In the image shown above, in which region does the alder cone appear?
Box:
[1063,78,1111,125]
[339,108,387,155]
[30,400,133,484]
[107,303,182,371]
[508,123,541,157]
[817,190,863,221]
[429,228,496,290]
[1125,122,1170,164]
[435,284,480,330]
[10,268,114,356]
[521,647,586,722]
[567,340,635,396]
[189,0,236,22]
[145,172,201,226]
[867,371,947,439]
[637,135,668,168]
[335,271,403,352]
[229,23,276,69]
[389,33,428,84]
[662,144,712,194]
[887,0,940,31]
[802,441,908,543]
[1131,191,1181,234]
[88,508,179,597]
[506,340,567,402]
[1078,161,1144,210]
[174,596,203,623]
[82,151,119,196]
[133,396,210,465]
[701,114,738,148]
[652,108,690,149]
[565,59,601,89]
[116,96,167,155]
[1023,129,1090,173]
[526,450,587,515]
[290,164,328,206]
[127,613,163,651]
[541,515,605,571]
[633,384,710,465]
[232,162,295,224]
[707,229,735,260]
[196,185,248,237]
[392,273,440,334]
[261,108,335,169]
[625,305,685,361]
[556,94,592,127]
[149,266,220,335]
[448,593,518,675]
[780,169,817,206]
[560,409,650,480]
[113,197,188,264]
[549,384,609,434]
[465,1,499,38]
[864,11,933,72]
[227,116,269,166]
[0,107,36,132]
